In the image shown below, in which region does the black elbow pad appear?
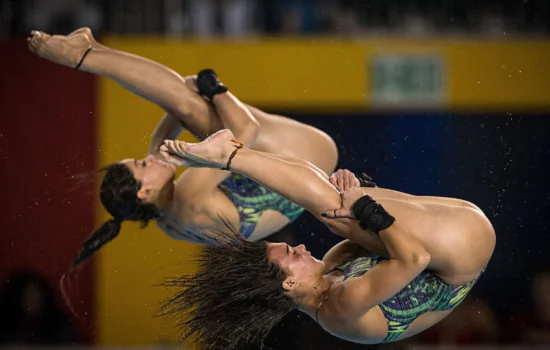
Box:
[352,195,395,233]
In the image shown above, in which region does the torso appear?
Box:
[157,173,304,244]
[316,253,484,344]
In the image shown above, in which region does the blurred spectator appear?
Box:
[276,0,318,35]
[413,295,499,344]
[23,0,101,34]
[187,0,257,37]
[1,0,549,37]
[0,270,77,345]
[503,267,550,345]
[327,0,362,36]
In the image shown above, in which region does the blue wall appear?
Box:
[262,113,550,349]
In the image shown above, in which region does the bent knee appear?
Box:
[464,200,483,213]
[171,94,203,118]
[308,130,339,173]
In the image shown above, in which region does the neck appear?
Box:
[297,276,333,318]
[155,181,176,213]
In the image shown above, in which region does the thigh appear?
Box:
[245,104,339,174]
[173,77,224,140]
[372,199,492,284]
[400,310,453,340]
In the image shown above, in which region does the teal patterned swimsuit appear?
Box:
[218,173,304,238]
[329,256,484,343]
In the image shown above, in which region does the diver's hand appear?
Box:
[329,169,361,192]
[322,187,366,219]
[322,188,395,233]
[159,141,192,167]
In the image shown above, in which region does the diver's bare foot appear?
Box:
[27,30,92,68]
[160,129,239,168]
[68,27,103,49]
[183,75,199,94]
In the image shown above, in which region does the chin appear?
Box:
[168,163,177,173]
[160,164,177,176]
[313,258,325,271]
[167,167,177,178]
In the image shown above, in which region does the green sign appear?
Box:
[372,55,445,106]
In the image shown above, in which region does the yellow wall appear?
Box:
[101,38,550,111]
[96,37,550,346]
[96,71,201,345]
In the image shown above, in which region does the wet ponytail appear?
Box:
[71,218,122,269]
[62,163,161,319]
[69,163,159,270]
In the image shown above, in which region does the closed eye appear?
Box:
[286,245,297,257]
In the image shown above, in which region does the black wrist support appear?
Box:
[197,69,228,100]
[352,195,395,233]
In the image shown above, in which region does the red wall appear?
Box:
[0,40,96,343]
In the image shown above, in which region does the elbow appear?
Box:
[410,251,431,269]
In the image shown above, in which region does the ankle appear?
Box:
[221,140,244,171]
[212,91,230,105]
[75,47,93,70]
[74,47,105,73]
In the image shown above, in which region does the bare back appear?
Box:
[157,185,294,243]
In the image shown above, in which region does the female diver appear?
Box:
[157,129,496,349]
[27,28,338,269]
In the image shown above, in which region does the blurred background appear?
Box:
[1,0,550,349]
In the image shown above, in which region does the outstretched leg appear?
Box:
[28,28,338,175]
[161,129,341,216]
[28,28,217,139]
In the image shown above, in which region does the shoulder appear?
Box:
[319,274,376,324]
[316,283,387,343]
[159,194,217,234]
[174,167,235,200]
[316,284,357,331]
[173,175,227,214]
[332,278,376,316]
[172,186,241,231]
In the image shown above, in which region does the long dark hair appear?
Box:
[157,222,296,350]
[71,163,160,269]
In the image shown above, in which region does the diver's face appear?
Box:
[120,155,176,202]
[267,242,325,294]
